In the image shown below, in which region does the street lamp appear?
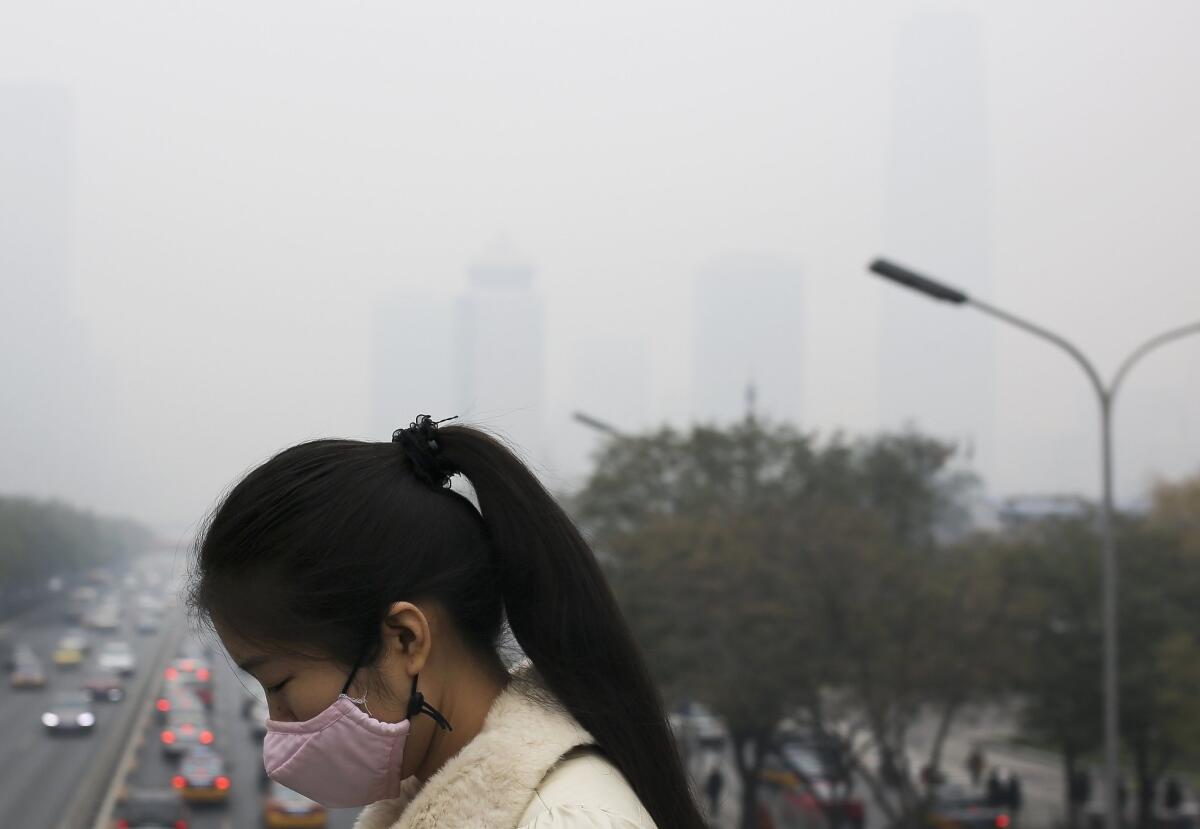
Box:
[868,256,1200,829]
[572,411,626,439]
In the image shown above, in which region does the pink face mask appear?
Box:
[263,670,452,808]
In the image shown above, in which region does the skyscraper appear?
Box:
[0,84,93,500]
[692,253,804,426]
[454,241,547,464]
[879,12,994,477]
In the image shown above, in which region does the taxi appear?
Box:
[263,780,327,828]
[172,746,231,803]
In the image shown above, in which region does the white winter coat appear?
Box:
[353,663,659,829]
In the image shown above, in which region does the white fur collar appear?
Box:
[353,662,595,829]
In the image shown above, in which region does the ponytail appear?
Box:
[438,425,707,829]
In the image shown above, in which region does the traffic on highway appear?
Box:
[0,555,362,829]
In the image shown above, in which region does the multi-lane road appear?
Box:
[0,560,176,828]
[0,554,362,829]
[114,620,361,829]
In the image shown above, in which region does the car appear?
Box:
[98,640,137,676]
[263,780,327,828]
[86,603,122,631]
[10,651,47,688]
[172,746,231,803]
[777,740,866,829]
[54,628,91,665]
[161,711,215,757]
[53,644,85,668]
[110,787,192,828]
[668,703,727,751]
[83,672,126,702]
[134,611,160,634]
[156,686,207,724]
[927,784,1012,829]
[42,690,97,734]
[136,594,166,614]
[165,657,213,707]
[65,586,99,623]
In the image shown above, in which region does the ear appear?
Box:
[380,601,431,675]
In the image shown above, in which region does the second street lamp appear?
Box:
[868,256,1200,829]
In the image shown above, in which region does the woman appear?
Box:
[188,415,707,829]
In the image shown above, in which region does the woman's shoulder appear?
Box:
[517,747,658,829]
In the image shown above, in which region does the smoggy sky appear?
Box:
[2,1,1198,537]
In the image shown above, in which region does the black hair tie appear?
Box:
[393,414,459,489]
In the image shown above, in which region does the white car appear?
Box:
[98,641,136,676]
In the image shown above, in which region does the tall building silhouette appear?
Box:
[880,12,995,477]
[454,241,547,464]
[692,253,804,425]
[0,84,94,500]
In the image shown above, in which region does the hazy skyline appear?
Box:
[2,2,1199,535]
[879,12,995,479]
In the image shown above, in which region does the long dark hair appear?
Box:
[188,422,705,829]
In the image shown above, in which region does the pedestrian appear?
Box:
[188,415,706,829]
[987,769,1007,809]
[1008,774,1023,815]
[1166,778,1184,814]
[967,745,985,787]
[1070,769,1092,808]
[705,766,724,817]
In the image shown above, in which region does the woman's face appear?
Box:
[213,602,432,727]
[214,602,455,781]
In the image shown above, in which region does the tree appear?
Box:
[1006,487,1200,829]
[1003,514,1103,829]
[0,495,156,615]
[575,420,1000,829]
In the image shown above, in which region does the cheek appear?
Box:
[269,675,345,723]
[284,687,339,722]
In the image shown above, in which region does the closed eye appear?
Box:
[267,678,290,694]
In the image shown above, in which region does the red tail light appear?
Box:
[996,816,1011,828]
[196,668,210,681]
[156,698,170,712]
[164,667,178,681]
[175,821,188,829]
[116,821,130,829]
[199,730,214,744]
[172,775,186,789]
[161,730,175,744]
[215,775,230,790]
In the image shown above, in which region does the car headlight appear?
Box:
[42,713,60,727]
[77,712,95,727]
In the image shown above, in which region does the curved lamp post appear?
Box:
[868,257,1200,829]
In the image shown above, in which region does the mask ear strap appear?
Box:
[405,673,454,732]
[340,650,366,696]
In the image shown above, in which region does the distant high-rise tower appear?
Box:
[0,84,91,500]
[455,241,547,464]
[880,12,994,477]
[693,254,804,425]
